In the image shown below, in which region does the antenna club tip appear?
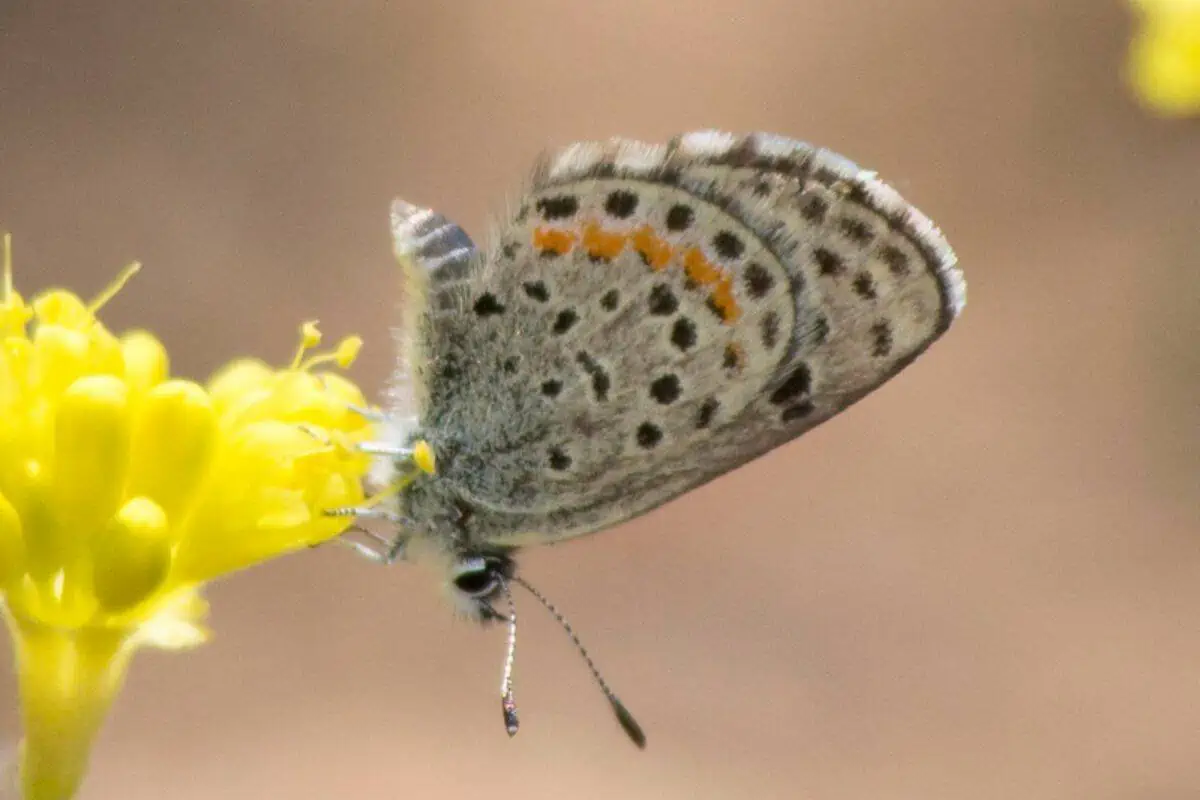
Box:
[611,698,647,749]
[502,699,520,738]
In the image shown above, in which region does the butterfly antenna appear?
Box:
[499,581,520,737]
[512,575,646,749]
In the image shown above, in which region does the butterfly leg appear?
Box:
[345,403,387,423]
[322,506,410,564]
[324,505,403,523]
[354,439,437,477]
[356,442,411,457]
[335,531,409,565]
[298,412,422,463]
[294,422,410,462]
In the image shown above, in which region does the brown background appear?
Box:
[2,1,1199,798]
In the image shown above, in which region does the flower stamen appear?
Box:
[3,233,13,303]
[86,262,141,314]
[299,335,363,371]
[290,320,323,369]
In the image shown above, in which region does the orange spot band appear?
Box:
[683,247,723,286]
[710,275,741,323]
[582,222,627,261]
[631,226,673,271]
[531,220,743,324]
[533,227,577,255]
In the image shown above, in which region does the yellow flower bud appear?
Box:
[1127,0,1200,116]
[120,330,169,396]
[313,371,368,410]
[309,372,372,435]
[32,325,90,399]
[85,324,124,378]
[0,292,32,335]
[90,497,172,611]
[0,491,26,588]
[206,359,272,413]
[8,460,58,582]
[128,380,216,520]
[51,376,132,535]
[31,290,90,329]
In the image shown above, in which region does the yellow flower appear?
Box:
[0,234,374,800]
[1127,0,1200,116]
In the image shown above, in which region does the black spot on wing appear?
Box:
[870,321,893,357]
[671,318,697,351]
[523,281,550,302]
[636,422,663,449]
[769,363,812,405]
[649,374,682,405]
[853,272,877,300]
[604,190,639,219]
[575,351,611,402]
[648,285,679,315]
[838,217,874,245]
[814,248,844,277]
[743,262,775,299]
[712,231,745,260]
[665,204,694,231]
[537,195,579,220]
[799,194,828,223]
[473,293,505,316]
[879,244,910,276]
[547,446,572,471]
[696,397,719,429]
[552,308,579,334]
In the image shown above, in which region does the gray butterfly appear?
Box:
[338,131,965,746]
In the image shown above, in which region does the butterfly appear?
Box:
[335,131,965,747]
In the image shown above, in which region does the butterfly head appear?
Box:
[445,550,516,623]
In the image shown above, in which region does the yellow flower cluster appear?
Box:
[1127,0,1200,115]
[0,235,374,800]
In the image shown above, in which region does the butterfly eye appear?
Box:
[453,568,498,597]
[451,557,503,598]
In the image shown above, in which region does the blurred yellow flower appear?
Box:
[1127,0,1200,116]
[0,235,373,800]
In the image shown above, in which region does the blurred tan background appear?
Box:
[2,1,1198,798]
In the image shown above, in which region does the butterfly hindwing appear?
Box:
[401,132,964,547]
